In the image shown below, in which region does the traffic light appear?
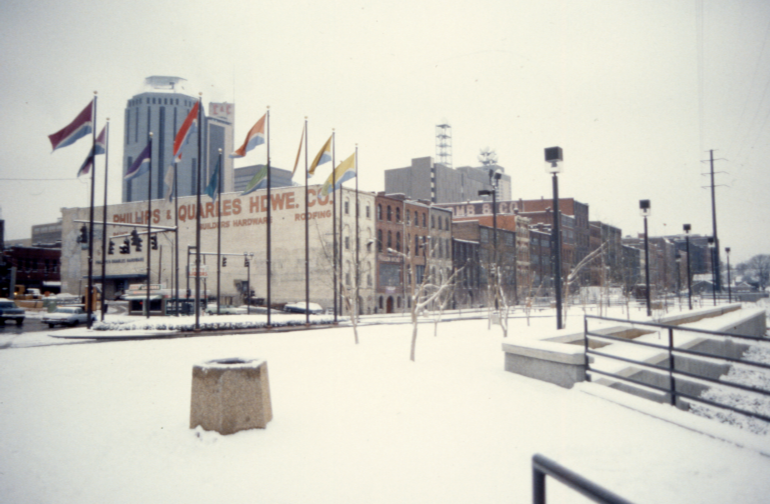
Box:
[77,225,88,244]
[120,239,130,254]
[150,234,158,250]
[130,230,142,252]
[222,257,227,267]
[244,257,250,267]
[108,240,115,255]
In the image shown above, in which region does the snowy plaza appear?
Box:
[1,307,770,503]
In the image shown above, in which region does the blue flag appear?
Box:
[124,143,151,180]
[205,156,221,201]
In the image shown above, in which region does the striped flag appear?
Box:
[231,113,266,158]
[240,165,268,196]
[48,100,93,152]
[76,125,107,177]
[308,135,332,177]
[173,101,199,163]
[319,152,355,198]
[163,165,175,202]
[124,143,152,181]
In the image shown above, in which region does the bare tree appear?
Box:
[743,254,770,291]
[560,243,606,328]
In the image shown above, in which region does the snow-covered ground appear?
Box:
[1,307,770,503]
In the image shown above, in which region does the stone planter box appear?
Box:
[190,358,273,435]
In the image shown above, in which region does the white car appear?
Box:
[42,306,96,328]
[283,302,324,314]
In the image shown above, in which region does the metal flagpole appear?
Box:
[146,132,153,319]
[174,161,179,316]
[194,94,203,331]
[100,119,110,321]
[216,148,222,315]
[86,93,97,329]
[304,117,310,325]
[332,129,337,323]
[266,107,272,327]
[355,144,359,320]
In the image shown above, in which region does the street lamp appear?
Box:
[708,237,716,306]
[725,247,732,303]
[684,224,693,310]
[479,182,499,310]
[675,252,682,307]
[545,147,564,329]
[639,200,652,317]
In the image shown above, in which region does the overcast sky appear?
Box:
[1,0,769,263]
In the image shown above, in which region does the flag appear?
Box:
[308,135,332,177]
[173,101,199,162]
[76,125,107,177]
[319,152,355,198]
[291,123,305,177]
[163,165,175,202]
[48,100,93,152]
[231,113,266,158]
[205,156,221,201]
[124,143,151,181]
[240,165,268,196]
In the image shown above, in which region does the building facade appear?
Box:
[61,185,374,314]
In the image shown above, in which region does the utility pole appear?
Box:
[706,149,721,291]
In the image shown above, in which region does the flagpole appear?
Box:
[355,144,360,322]
[194,94,202,331]
[174,161,179,316]
[100,119,110,321]
[266,107,272,327]
[216,148,222,315]
[339,146,344,317]
[304,117,310,325]
[146,132,153,319]
[86,93,97,329]
[332,129,337,323]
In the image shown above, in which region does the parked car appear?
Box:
[42,306,96,328]
[204,304,240,315]
[283,302,323,314]
[0,299,25,326]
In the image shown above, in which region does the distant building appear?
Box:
[122,76,234,203]
[31,220,63,247]
[384,156,511,204]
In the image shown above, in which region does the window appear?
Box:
[406,234,410,254]
[345,236,350,250]
[377,230,383,252]
[396,207,401,222]
[406,209,411,223]
[415,235,420,255]
[414,212,418,226]
[396,232,401,252]
[345,201,349,215]
[379,297,384,309]
[387,205,392,221]
[422,213,427,227]
[367,273,372,287]
[377,204,382,220]
[431,215,435,228]
[366,205,370,218]
[387,231,392,250]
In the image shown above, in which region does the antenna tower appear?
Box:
[435,122,452,168]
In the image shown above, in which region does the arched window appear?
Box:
[377,204,382,220]
[396,207,401,222]
[387,205,392,221]
[377,229,383,252]
[387,231,392,249]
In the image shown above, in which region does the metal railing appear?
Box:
[584,315,770,423]
[532,454,634,504]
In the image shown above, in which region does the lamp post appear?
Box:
[684,224,693,310]
[545,147,564,329]
[725,247,732,303]
[708,237,716,306]
[479,185,498,310]
[639,200,652,317]
[675,252,681,308]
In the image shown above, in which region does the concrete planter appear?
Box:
[190,358,273,435]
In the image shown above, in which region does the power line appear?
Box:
[0,178,78,181]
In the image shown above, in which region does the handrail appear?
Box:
[532,454,634,504]
[584,313,763,341]
[584,315,770,424]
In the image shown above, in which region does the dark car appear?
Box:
[0,299,25,326]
